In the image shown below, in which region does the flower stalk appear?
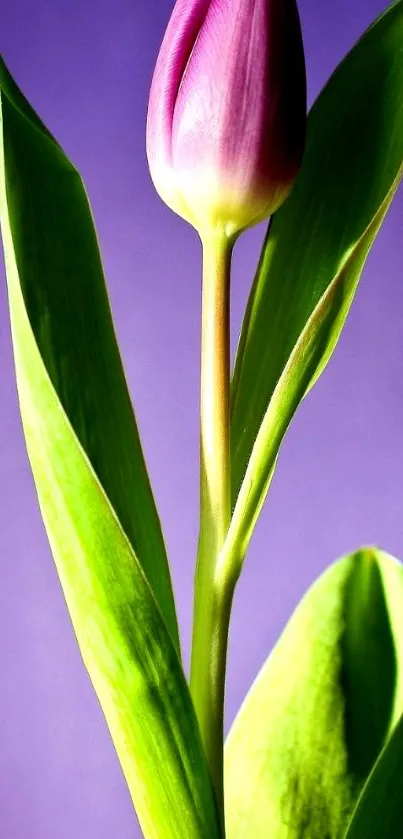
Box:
[190,231,233,821]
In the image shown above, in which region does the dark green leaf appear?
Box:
[343,713,403,839]
[229,0,403,560]
[0,56,180,653]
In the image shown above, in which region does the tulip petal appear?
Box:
[172,0,306,231]
[146,0,211,221]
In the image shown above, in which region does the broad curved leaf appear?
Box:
[225,548,403,839]
[228,1,403,562]
[343,713,403,839]
[0,56,180,653]
[0,59,222,839]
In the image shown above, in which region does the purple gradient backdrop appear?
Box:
[0,1,402,837]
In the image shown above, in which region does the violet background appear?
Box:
[0,0,402,836]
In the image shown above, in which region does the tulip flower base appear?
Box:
[1,2,403,839]
[146,0,306,236]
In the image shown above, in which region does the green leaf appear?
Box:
[224,548,403,839]
[228,0,403,564]
[343,713,403,839]
[0,59,223,839]
[0,56,180,654]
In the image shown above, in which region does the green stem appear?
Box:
[190,231,233,826]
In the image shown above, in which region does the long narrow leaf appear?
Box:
[228,0,403,562]
[222,171,401,565]
[0,56,180,653]
[0,59,222,839]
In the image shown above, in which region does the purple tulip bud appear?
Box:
[146,0,307,238]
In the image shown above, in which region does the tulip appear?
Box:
[147,3,306,816]
[146,0,307,238]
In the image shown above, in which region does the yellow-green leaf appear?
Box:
[225,548,403,839]
[0,57,222,839]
